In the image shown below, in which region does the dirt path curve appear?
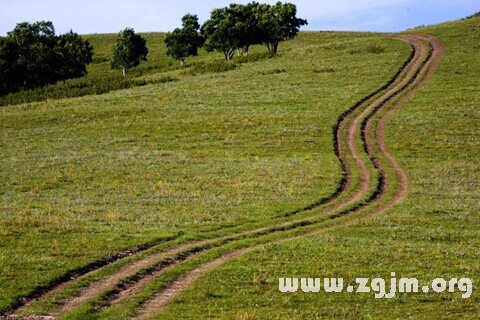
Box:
[8,34,441,320]
[54,39,418,316]
[103,36,430,314]
[11,37,401,319]
[132,34,443,320]
[9,39,386,317]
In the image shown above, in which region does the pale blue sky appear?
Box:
[1,0,479,35]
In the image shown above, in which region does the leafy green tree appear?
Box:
[111,28,148,76]
[201,3,262,59]
[0,37,21,95]
[7,21,58,89]
[200,2,306,59]
[0,21,94,94]
[201,8,240,60]
[228,3,262,56]
[257,2,307,53]
[164,14,203,66]
[56,31,94,82]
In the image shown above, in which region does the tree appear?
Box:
[261,2,308,53]
[201,4,263,59]
[164,14,203,66]
[228,3,262,56]
[111,28,148,76]
[0,37,21,95]
[0,21,94,95]
[201,8,240,60]
[199,2,306,59]
[7,21,58,89]
[56,31,94,82]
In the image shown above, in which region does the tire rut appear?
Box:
[131,34,443,320]
[56,44,415,316]
[7,34,440,320]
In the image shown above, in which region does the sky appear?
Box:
[0,0,479,35]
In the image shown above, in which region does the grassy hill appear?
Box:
[0,14,478,319]
[151,15,480,320]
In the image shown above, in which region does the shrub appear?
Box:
[313,67,336,73]
[260,68,285,75]
[236,51,276,63]
[0,75,178,107]
[183,60,237,75]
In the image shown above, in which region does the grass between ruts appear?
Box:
[0,31,410,312]
[73,36,420,320]
[150,16,480,320]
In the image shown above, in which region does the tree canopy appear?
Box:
[56,31,94,81]
[201,7,239,60]
[164,14,203,65]
[111,28,148,76]
[257,2,307,53]
[197,1,307,60]
[0,21,93,95]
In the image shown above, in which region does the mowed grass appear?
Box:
[0,31,411,311]
[155,16,480,319]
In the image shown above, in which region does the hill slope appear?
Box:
[1,15,478,319]
[150,14,480,320]
[0,32,410,312]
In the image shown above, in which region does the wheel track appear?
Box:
[53,42,420,316]
[130,34,443,320]
[7,35,440,320]
[3,40,385,315]
[64,34,433,319]
[46,56,383,315]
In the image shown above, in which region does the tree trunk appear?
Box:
[224,50,234,60]
[122,67,127,77]
[243,45,250,56]
[267,42,279,53]
[180,59,185,66]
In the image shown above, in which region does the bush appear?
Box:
[0,75,178,107]
[260,68,285,75]
[91,56,109,64]
[236,51,276,63]
[149,76,179,85]
[313,67,335,73]
[183,60,237,75]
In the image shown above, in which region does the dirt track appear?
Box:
[5,34,444,320]
[132,34,444,320]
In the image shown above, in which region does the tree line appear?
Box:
[114,2,307,72]
[0,2,306,95]
[165,1,307,64]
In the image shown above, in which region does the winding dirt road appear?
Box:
[4,34,444,320]
[132,34,444,320]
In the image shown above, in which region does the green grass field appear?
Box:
[0,14,479,320]
[153,15,480,320]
